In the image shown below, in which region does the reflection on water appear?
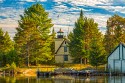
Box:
[108,76,125,83]
[0,75,125,83]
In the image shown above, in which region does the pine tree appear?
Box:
[3,32,14,52]
[14,3,53,66]
[89,33,106,69]
[0,28,14,66]
[69,10,85,63]
[51,28,55,56]
[83,18,99,64]
[0,28,4,53]
[69,10,105,64]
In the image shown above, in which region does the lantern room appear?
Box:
[57,28,64,38]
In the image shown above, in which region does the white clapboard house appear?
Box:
[108,43,125,73]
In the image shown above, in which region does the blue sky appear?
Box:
[0,0,125,38]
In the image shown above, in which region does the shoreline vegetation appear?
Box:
[0,64,105,77]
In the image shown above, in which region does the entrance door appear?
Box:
[114,60,121,73]
[122,60,125,73]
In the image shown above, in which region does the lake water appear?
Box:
[0,75,125,83]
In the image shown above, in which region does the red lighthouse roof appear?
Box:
[57,28,64,33]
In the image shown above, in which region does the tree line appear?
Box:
[0,3,125,67]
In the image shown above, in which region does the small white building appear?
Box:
[108,43,125,73]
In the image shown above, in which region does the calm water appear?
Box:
[0,75,124,83]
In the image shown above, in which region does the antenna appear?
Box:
[67,13,71,37]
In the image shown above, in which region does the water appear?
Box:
[0,75,125,83]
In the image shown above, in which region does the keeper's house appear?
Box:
[108,43,125,73]
[55,29,73,63]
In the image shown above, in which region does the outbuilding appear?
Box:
[108,43,125,73]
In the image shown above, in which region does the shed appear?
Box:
[108,43,125,73]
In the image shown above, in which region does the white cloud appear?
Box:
[0,7,24,39]
[54,0,125,6]
[54,0,125,13]
[20,0,35,2]
[98,5,125,14]
[86,13,110,27]
[20,0,47,2]
[0,7,24,26]
[0,25,17,39]
[39,0,47,2]
[53,4,69,13]
[0,0,3,1]
[54,0,112,6]
[49,1,112,34]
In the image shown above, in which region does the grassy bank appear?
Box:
[0,64,106,76]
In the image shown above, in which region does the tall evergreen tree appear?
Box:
[69,10,104,64]
[89,33,106,68]
[69,10,85,64]
[0,28,4,52]
[14,3,53,66]
[0,28,14,66]
[3,32,14,52]
[83,18,100,64]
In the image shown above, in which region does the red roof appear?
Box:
[57,28,64,33]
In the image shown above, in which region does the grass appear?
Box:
[0,64,106,76]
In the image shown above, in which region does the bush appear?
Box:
[10,62,16,70]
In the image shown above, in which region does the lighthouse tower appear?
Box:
[55,29,73,63]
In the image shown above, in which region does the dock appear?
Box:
[36,68,121,77]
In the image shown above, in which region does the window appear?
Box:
[64,46,67,52]
[64,55,68,61]
[65,41,66,44]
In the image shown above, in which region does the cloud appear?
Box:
[20,0,35,2]
[20,0,47,2]
[86,13,110,27]
[39,0,47,2]
[98,5,125,14]
[53,0,125,14]
[0,7,24,39]
[49,0,112,34]
[1,0,125,38]
[54,0,111,6]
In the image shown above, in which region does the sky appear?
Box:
[0,0,125,38]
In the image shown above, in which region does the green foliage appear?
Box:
[83,18,98,57]
[14,3,53,66]
[50,28,56,56]
[6,50,18,66]
[0,30,13,54]
[10,62,16,70]
[0,28,14,66]
[68,10,85,63]
[104,14,125,55]
[69,10,105,64]
[89,37,106,68]
[48,28,56,63]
